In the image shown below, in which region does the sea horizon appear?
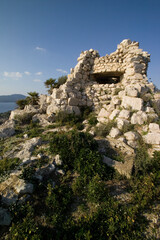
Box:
[0,102,17,113]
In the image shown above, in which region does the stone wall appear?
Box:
[46,39,151,116]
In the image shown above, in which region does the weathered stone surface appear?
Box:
[116,118,130,130]
[32,114,51,126]
[103,155,133,178]
[66,106,81,115]
[124,131,139,141]
[0,208,11,226]
[68,97,79,106]
[122,96,143,111]
[125,86,139,97]
[149,123,160,132]
[109,109,120,120]
[15,137,42,159]
[46,104,59,115]
[131,111,147,125]
[109,127,121,138]
[14,179,34,194]
[54,155,62,166]
[118,110,130,119]
[143,133,160,145]
[0,120,15,138]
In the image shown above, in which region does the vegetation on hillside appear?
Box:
[0,111,160,239]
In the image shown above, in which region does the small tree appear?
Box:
[44,78,56,94]
[44,76,67,94]
[57,75,67,87]
[26,92,39,105]
[16,99,28,110]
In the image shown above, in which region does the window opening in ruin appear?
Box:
[92,72,123,84]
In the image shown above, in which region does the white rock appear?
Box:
[131,111,147,125]
[16,137,42,160]
[68,97,79,106]
[116,118,130,130]
[124,131,139,141]
[109,109,120,120]
[149,123,160,132]
[0,120,15,138]
[14,179,34,194]
[109,127,121,138]
[54,155,62,166]
[122,96,143,111]
[118,110,130,119]
[143,133,160,145]
[98,108,110,118]
[125,86,139,97]
[66,106,81,115]
[46,104,59,115]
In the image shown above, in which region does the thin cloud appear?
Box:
[56,69,68,74]
[24,71,31,76]
[33,79,42,82]
[3,71,22,78]
[35,46,46,52]
[35,72,42,76]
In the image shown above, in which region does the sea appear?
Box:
[0,102,17,113]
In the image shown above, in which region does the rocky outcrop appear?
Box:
[0,120,15,138]
[7,39,160,175]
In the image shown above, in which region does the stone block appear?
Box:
[122,96,143,111]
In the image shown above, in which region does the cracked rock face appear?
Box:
[0,120,15,138]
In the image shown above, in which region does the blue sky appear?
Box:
[0,0,160,95]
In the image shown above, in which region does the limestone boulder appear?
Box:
[125,86,139,97]
[131,111,147,125]
[143,133,160,145]
[14,179,34,195]
[68,97,79,106]
[149,123,160,132]
[32,114,52,126]
[66,106,81,115]
[0,120,15,138]
[109,127,121,138]
[46,104,59,115]
[118,110,130,120]
[124,131,139,141]
[122,96,143,111]
[109,109,120,120]
[116,118,130,130]
[103,155,133,178]
[15,137,42,160]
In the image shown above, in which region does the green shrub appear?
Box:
[134,138,151,175]
[88,113,98,126]
[114,87,123,95]
[87,175,109,203]
[7,203,41,240]
[16,99,28,110]
[20,166,36,182]
[95,120,116,137]
[15,113,34,125]
[49,130,108,179]
[55,111,82,128]
[121,123,135,134]
[0,157,21,175]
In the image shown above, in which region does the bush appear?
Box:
[15,113,34,125]
[87,175,109,203]
[0,157,21,175]
[49,130,107,179]
[95,121,116,137]
[7,203,41,240]
[16,99,28,110]
[134,138,151,175]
